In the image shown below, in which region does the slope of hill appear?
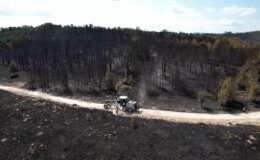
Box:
[0,24,259,98]
[0,90,259,160]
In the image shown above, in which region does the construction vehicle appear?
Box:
[104,96,139,112]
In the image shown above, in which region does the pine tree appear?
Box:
[218,77,236,106]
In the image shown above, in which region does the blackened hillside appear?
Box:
[0,23,259,97]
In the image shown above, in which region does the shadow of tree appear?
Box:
[202,107,213,113]
[10,74,19,79]
[222,100,246,113]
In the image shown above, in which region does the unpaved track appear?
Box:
[0,84,260,126]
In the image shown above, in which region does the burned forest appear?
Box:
[0,24,259,99]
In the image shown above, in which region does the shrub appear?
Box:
[130,116,138,129]
[115,76,134,94]
[9,60,19,76]
[122,76,134,86]
[197,90,214,108]
[27,74,37,90]
[86,113,92,122]
[218,77,236,106]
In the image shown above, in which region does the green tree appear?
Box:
[237,53,260,84]
[246,82,259,101]
[206,41,213,52]
[228,37,247,49]
[191,39,199,47]
[218,77,236,106]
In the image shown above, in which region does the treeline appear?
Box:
[0,23,259,97]
[223,31,260,44]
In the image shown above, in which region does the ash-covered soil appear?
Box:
[0,90,259,160]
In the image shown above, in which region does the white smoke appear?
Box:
[137,76,146,105]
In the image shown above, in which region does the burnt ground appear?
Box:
[0,90,259,160]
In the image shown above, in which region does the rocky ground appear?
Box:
[0,90,259,160]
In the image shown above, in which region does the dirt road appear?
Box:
[0,84,260,126]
